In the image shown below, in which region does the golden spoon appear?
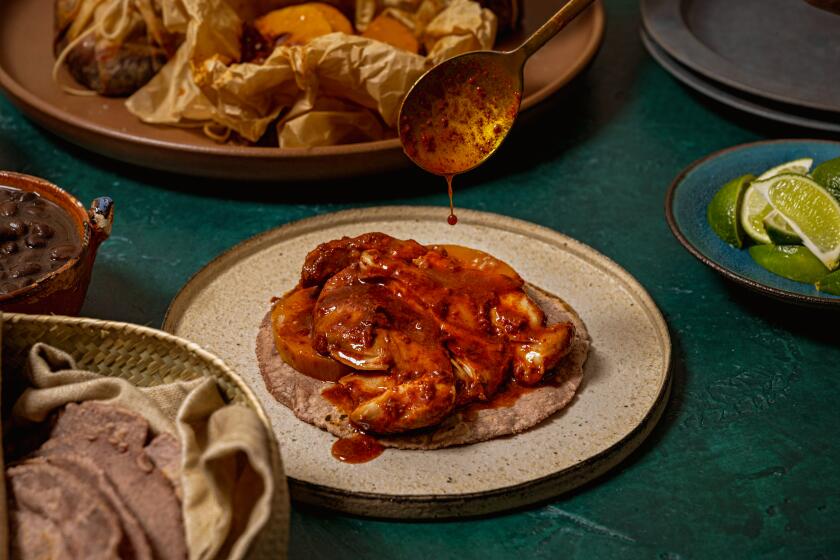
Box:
[398,0,595,223]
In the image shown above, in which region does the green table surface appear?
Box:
[2,0,839,557]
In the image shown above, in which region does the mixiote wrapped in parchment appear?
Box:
[56,0,510,147]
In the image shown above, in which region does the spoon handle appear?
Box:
[514,0,595,59]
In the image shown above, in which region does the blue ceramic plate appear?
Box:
[665,139,840,308]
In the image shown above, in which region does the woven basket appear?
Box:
[0,312,288,559]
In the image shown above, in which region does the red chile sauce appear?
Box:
[399,57,522,226]
[322,369,565,462]
[287,236,552,463]
[321,387,384,464]
[331,434,384,464]
[462,370,570,421]
[469,381,534,412]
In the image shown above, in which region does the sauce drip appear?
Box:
[445,174,457,225]
[322,386,385,464]
[331,434,384,464]
[321,383,354,411]
[477,381,533,409]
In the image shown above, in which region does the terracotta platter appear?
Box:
[163,207,672,518]
[0,0,604,181]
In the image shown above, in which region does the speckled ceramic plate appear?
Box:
[163,207,671,518]
[666,139,840,308]
[0,0,603,181]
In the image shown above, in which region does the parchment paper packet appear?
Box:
[126,0,497,147]
[52,0,190,97]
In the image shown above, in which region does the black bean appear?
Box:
[22,207,47,219]
[0,241,17,255]
[7,220,26,237]
[49,244,78,261]
[10,262,41,278]
[24,235,47,248]
[30,222,54,238]
[0,201,17,216]
[0,224,16,240]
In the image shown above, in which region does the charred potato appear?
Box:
[271,287,351,383]
[254,3,354,46]
[361,13,420,53]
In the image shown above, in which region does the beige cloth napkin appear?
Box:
[5,342,288,560]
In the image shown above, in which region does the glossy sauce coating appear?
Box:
[272,234,576,441]
[0,186,81,295]
[445,175,457,225]
[331,434,384,464]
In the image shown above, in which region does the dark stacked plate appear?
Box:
[641,0,840,131]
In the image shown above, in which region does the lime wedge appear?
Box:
[812,156,840,201]
[749,245,829,283]
[816,269,840,295]
[740,183,772,244]
[707,174,752,247]
[752,173,840,269]
[763,211,801,245]
[756,157,813,180]
[742,159,813,244]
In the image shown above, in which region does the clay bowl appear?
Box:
[0,172,112,315]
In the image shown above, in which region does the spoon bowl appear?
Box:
[398,50,525,176]
[398,0,594,177]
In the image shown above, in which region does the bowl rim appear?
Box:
[0,171,91,302]
[664,137,840,309]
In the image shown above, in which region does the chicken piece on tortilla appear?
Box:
[268,233,577,436]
